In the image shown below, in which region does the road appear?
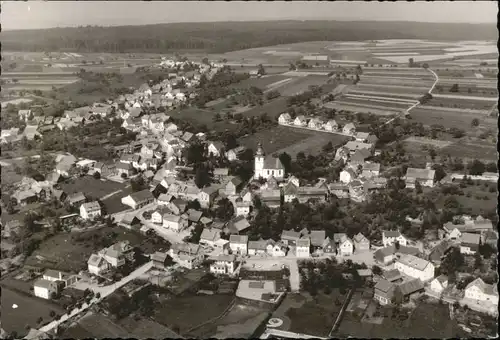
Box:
[278,122,353,138]
[38,261,153,333]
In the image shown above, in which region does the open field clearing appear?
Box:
[424,98,496,111]
[436,77,497,86]
[274,132,351,158]
[361,72,434,80]
[432,93,498,102]
[153,294,234,335]
[277,75,329,96]
[354,84,429,95]
[434,69,497,79]
[434,84,498,97]
[415,105,490,115]
[439,140,498,161]
[404,136,453,148]
[359,77,434,87]
[346,89,422,100]
[1,287,66,338]
[230,75,291,90]
[60,177,126,200]
[408,107,497,129]
[336,302,464,338]
[239,126,316,155]
[323,102,401,115]
[339,97,412,109]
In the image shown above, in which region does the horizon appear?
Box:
[1,1,497,31]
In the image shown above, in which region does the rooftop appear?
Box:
[397,254,431,271]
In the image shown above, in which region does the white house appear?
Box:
[464,278,499,306]
[33,279,59,300]
[340,168,357,184]
[293,115,308,127]
[278,113,292,125]
[405,168,436,188]
[308,118,324,130]
[295,238,310,258]
[87,253,110,275]
[459,232,481,255]
[198,186,218,208]
[254,143,284,180]
[200,228,221,248]
[210,255,237,275]
[207,141,224,157]
[362,162,380,178]
[394,254,435,282]
[121,189,155,210]
[163,214,188,232]
[79,201,101,220]
[169,243,203,270]
[229,235,248,255]
[342,123,356,135]
[382,230,408,247]
[430,275,448,294]
[336,234,354,256]
[267,242,288,257]
[324,120,338,132]
[235,201,251,216]
[355,132,370,142]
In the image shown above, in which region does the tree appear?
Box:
[485,162,497,173]
[415,180,423,194]
[441,247,464,275]
[444,196,460,209]
[289,63,297,71]
[471,118,479,127]
[279,152,292,175]
[372,265,382,276]
[322,141,333,153]
[121,173,128,179]
[194,165,211,189]
[408,58,414,67]
[449,83,459,93]
[468,159,485,175]
[474,252,483,269]
[130,176,146,192]
[213,112,221,122]
[93,171,101,179]
[202,57,209,65]
[215,198,234,221]
[257,64,266,76]
[49,310,56,317]
[428,148,437,161]
[431,164,446,182]
[422,63,429,69]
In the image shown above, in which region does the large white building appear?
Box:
[229,235,248,255]
[464,278,498,306]
[254,143,284,180]
[382,230,408,247]
[394,254,435,282]
[209,255,237,275]
[80,201,102,220]
[33,279,59,300]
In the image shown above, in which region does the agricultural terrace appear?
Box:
[229,75,292,91]
[277,75,331,96]
[408,107,497,130]
[422,97,496,111]
[323,101,402,116]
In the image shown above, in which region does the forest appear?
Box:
[1,21,496,53]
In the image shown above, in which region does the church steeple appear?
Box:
[256,142,265,157]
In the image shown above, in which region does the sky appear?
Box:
[1,1,497,31]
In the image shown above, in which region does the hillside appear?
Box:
[1,20,497,53]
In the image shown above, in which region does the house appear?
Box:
[353,233,370,252]
[235,201,252,216]
[342,123,356,135]
[18,109,32,121]
[87,253,110,275]
[42,269,79,287]
[80,201,101,220]
[199,228,221,247]
[67,192,86,207]
[55,154,77,176]
[198,186,218,208]
[308,118,324,130]
[281,230,301,246]
[293,115,308,127]
[229,235,248,255]
[278,113,292,125]
[296,238,311,258]
[396,279,425,302]
[121,189,155,210]
[163,214,188,232]
[225,177,243,196]
[210,255,237,275]
[394,255,435,282]
[334,146,349,162]
[350,149,372,166]
[382,269,403,283]
[322,237,336,254]
[226,215,251,234]
[97,241,134,269]
[340,168,357,184]
[430,275,448,294]
[366,134,378,145]
[254,144,285,181]
[157,193,173,206]
[169,243,203,269]
[248,239,271,256]
[361,163,380,178]
[355,132,370,142]
[344,141,372,154]
[382,230,408,247]
[12,189,37,206]
[214,168,230,179]
[324,120,338,132]
[374,246,397,265]
[225,146,246,161]
[151,252,170,270]
[464,278,498,306]
[427,240,453,265]
[33,279,59,300]
[167,198,188,215]
[405,168,436,188]
[374,279,396,305]
[115,162,134,177]
[207,141,224,157]
[152,207,171,224]
[308,230,326,249]
[259,189,282,208]
[334,233,354,256]
[328,183,350,198]
[187,209,203,224]
[23,125,41,140]
[459,232,481,255]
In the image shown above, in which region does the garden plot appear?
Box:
[359,77,433,88]
[431,93,498,102]
[424,98,496,111]
[404,136,453,149]
[347,89,422,100]
[408,107,496,129]
[278,75,329,96]
[415,105,490,116]
[273,133,350,158]
[354,84,430,95]
[338,97,412,109]
[361,72,433,80]
[323,102,400,116]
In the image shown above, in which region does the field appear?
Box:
[60,176,127,200]
[277,75,329,96]
[230,75,291,90]
[0,286,66,337]
[323,101,401,116]
[152,294,234,335]
[336,301,465,338]
[408,107,497,129]
[240,125,349,158]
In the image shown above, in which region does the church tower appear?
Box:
[254,142,265,179]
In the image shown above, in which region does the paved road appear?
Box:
[39,261,153,333]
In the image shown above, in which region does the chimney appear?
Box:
[59,271,63,280]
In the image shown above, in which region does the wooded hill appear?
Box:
[1,20,497,53]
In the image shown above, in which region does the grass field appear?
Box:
[323,101,401,115]
[1,287,66,337]
[60,177,127,200]
[153,294,234,335]
[230,75,291,90]
[408,107,496,129]
[278,75,329,96]
[439,141,497,161]
[337,302,464,338]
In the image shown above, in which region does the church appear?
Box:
[254,142,285,180]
